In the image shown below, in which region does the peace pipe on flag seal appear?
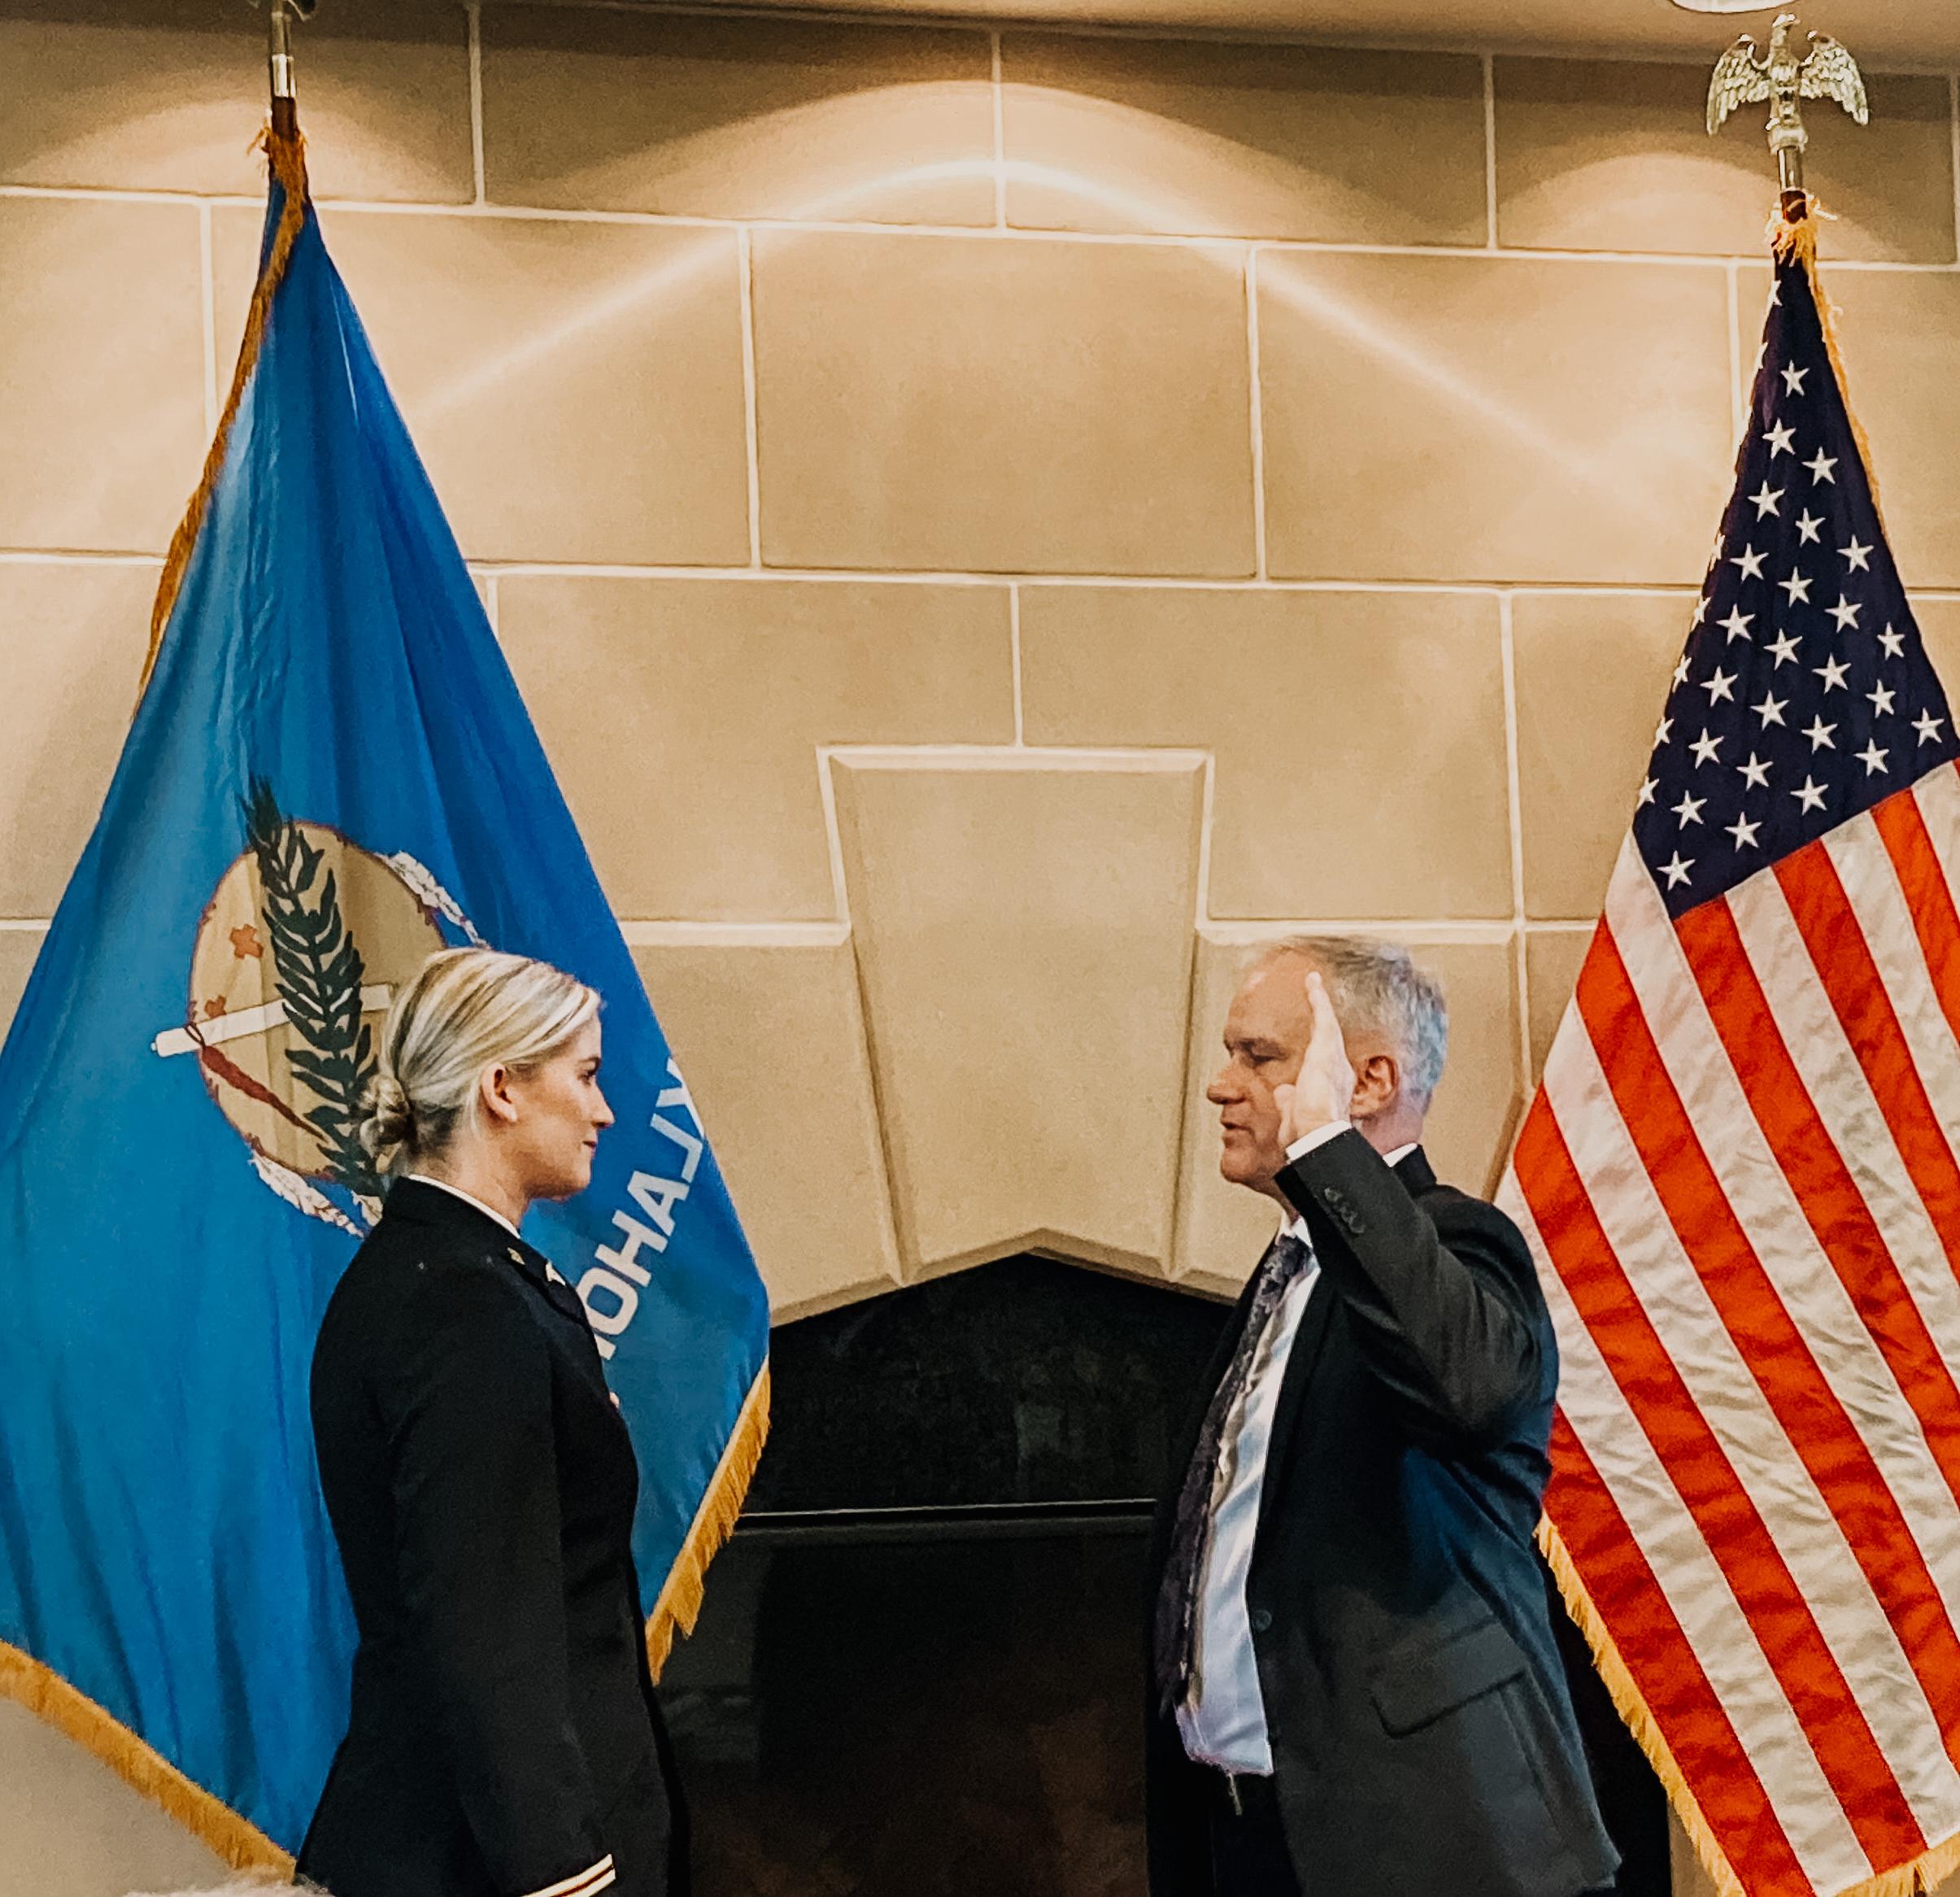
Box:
[0,127,769,1869]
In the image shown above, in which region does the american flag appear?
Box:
[1499,234,1960,1897]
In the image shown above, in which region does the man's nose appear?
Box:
[1206,1068,1238,1104]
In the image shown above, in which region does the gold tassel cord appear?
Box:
[645,1361,772,1679]
[1771,198,1891,536]
[0,1638,292,1874]
[137,126,311,701]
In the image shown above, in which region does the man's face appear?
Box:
[1209,957,1318,1193]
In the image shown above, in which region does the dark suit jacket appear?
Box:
[1147,1132,1618,1897]
[298,1179,687,1897]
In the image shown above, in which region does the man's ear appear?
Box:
[1351,1053,1399,1119]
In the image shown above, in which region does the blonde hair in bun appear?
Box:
[361,948,600,1180]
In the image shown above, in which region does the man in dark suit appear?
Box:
[1148,935,1618,1897]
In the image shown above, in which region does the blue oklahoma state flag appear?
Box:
[0,137,769,1861]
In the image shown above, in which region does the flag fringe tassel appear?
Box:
[1536,1515,1744,1897]
[1540,1516,1960,1897]
[0,1637,291,1875]
[138,124,311,700]
[645,1359,771,1679]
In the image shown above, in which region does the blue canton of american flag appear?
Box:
[1501,240,1960,1897]
[1636,256,1959,915]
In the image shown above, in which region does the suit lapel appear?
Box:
[1257,1269,1338,1502]
[1259,1145,1431,1489]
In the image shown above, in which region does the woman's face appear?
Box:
[498,1017,613,1202]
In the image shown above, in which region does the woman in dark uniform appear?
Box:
[298,948,688,1897]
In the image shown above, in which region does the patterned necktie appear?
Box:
[1153,1229,1313,1712]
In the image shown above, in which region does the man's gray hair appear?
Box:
[1254,935,1449,1109]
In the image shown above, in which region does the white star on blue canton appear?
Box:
[1815,657,1849,692]
[1828,597,1862,632]
[1806,450,1838,486]
[1719,607,1753,643]
[1803,716,1836,752]
[1661,853,1694,889]
[1842,539,1872,573]
[1869,683,1897,716]
[1916,712,1947,746]
[1738,752,1771,789]
[1858,742,1890,776]
[1755,692,1788,727]
[1638,777,1657,807]
[1704,669,1738,704]
[1782,364,1809,397]
[1766,422,1797,458]
[1673,654,1692,686]
[1779,572,1813,606]
[1727,814,1762,849]
[1793,778,1829,813]
[1692,596,1710,627]
[1750,482,1784,519]
[1795,511,1824,547]
[1879,626,1906,659]
[1731,546,1768,582]
[1690,730,1723,766]
[1656,716,1675,746]
[1766,630,1801,667]
[1674,792,1706,826]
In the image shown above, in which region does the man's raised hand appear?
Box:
[1274,970,1357,1151]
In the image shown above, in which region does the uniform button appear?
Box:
[1249,1608,1273,1634]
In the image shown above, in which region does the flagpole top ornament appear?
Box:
[1707,12,1868,224]
[250,0,316,140]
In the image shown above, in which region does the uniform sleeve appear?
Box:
[1275,1128,1547,1454]
[381,1267,617,1897]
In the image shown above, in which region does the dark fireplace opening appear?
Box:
[660,1254,1669,1896]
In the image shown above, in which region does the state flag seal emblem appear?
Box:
[150,778,486,1235]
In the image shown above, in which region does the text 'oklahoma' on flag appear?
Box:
[0,133,769,1866]
[1500,216,1960,1897]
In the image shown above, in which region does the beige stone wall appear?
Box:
[4,5,1960,1889]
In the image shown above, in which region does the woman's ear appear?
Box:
[477,1062,520,1128]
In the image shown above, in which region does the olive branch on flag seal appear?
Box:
[242,778,382,1202]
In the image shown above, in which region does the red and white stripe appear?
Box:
[1501,767,1960,1897]
[520,1854,616,1897]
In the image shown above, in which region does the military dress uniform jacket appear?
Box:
[1146,1132,1619,1897]
[298,1179,687,1897]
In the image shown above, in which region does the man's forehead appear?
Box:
[1227,955,1315,1031]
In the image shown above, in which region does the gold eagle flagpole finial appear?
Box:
[1707,11,1869,223]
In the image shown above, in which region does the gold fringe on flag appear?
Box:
[137,125,311,700]
[1540,1515,1960,1897]
[645,1361,771,1679]
[1536,1514,1744,1897]
[0,1638,292,1874]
